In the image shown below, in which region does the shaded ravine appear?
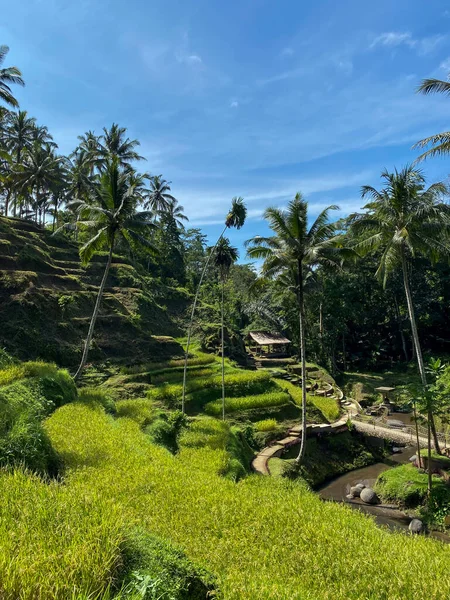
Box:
[318,446,450,543]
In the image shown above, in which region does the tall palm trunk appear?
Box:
[401,250,441,458]
[296,263,307,464]
[221,276,225,421]
[413,400,422,468]
[74,240,114,382]
[427,418,432,496]
[181,224,227,412]
[393,294,408,362]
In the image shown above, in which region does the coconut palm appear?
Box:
[0,45,24,108]
[163,200,188,230]
[181,197,247,412]
[145,175,177,213]
[15,142,65,224]
[75,130,102,173]
[212,237,239,420]
[67,159,155,380]
[246,194,342,464]
[348,166,450,455]
[414,75,450,161]
[98,123,144,170]
[67,150,94,201]
[4,110,36,215]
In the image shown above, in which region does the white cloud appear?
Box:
[230,100,239,108]
[370,31,415,49]
[185,54,202,65]
[370,31,446,55]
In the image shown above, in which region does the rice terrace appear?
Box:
[2,2,450,598]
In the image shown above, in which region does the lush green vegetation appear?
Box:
[0,356,76,475]
[2,398,450,599]
[205,391,290,415]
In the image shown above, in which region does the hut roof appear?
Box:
[248,331,291,345]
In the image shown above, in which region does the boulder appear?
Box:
[350,486,361,497]
[360,487,379,505]
[355,483,365,490]
[392,447,403,454]
[409,519,423,534]
[409,454,417,463]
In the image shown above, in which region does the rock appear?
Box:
[355,483,365,490]
[360,487,379,505]
[409,454,417,463]
[350,486,361,497]
[346,494,354,500]
[392,447,402,453]
[409,519,423,534]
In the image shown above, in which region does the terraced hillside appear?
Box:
[0,217,186,365]
[102,350,340,449]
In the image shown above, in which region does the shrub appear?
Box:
[204,392,290,416]
[254,419,277,432]
[0,364,76,474]
[145,410,187,454]
[375,464,448,508]
[0,348,14,369]
[117,528,216,599]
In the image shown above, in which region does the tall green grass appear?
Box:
[0,402,447,598]
[122,353,216,375]
[149,370,272,408]
[204,392,290,416]
[274,378,340,422]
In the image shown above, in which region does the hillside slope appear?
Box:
[0,217,186,366]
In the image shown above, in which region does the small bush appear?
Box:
[254,419,277,432]
[0,348,14,369]
[0,364,76,475]
[204,392,290,416]
[117,527,216,599]
[145,410,187,454]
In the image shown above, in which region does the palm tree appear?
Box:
[4,110,36,215]
[212,237,239,420]
[98,123,144,170]
[67,159,155,381]
[0,45,24,108]
[246,194,341,464]
[67,150,94,201]
[348,166,450,455]
[15,142,65,224]
[181,197,247,412]
[145,175,177,213]
[75,130,102,174]
[414,75,450,161]
[163,200,189,230]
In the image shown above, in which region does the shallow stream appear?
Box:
[317,437,450,543]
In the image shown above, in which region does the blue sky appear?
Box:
[3,0,450,257]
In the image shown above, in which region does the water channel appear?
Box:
[316,422,450,543]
